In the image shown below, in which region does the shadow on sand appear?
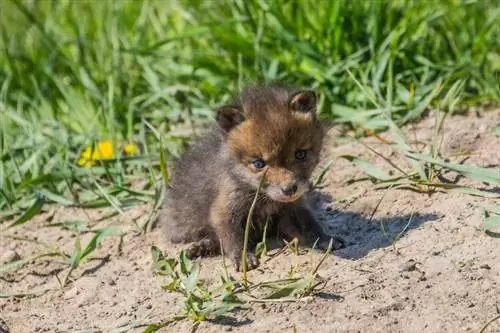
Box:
[309,190,440,260]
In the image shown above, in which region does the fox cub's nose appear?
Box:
[281,183,298,196]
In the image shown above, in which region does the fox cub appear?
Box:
[159,84,345,271]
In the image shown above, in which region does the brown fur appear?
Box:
[158,84,344,271]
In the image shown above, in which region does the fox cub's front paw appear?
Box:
[316,235,346,252]
[232,251,260,272]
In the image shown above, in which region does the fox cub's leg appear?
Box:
[209,189,260,272]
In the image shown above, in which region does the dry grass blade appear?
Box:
[479,314,500,333]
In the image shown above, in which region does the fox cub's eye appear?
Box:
[295,149,307,160]
[252,158,266,169]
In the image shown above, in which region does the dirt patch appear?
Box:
[1,110,500,333]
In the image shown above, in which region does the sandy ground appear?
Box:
[1,109,500,333]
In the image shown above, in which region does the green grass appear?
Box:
[1,0,500,329]
[0,0,500,332]
[147,239,334,332]
[1,0,500,222]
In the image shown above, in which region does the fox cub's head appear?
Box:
[216,85,325,203]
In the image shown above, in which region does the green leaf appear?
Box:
[255,217,270,258]
[401,78,442,123]
[179,250,191,276]
[141,323,170,333]
[69,237,82,269]
[156,257,178,277]
[263,275,315,299]
[386,120,428,181]
[38,188,74,205]
[159,137,170,185]
[405,152,500,184]
[202,299,241,318]
[418,183,500,198]
[151,245,178,278]
[79,226,122,261]
[163,279,180,292]
[255,241,267,259]
[92,180,126,213]
[45,220,89,232]
[483,215,500,238]
[184,261,200,293]
[0,252,60,274]
[339,155,392,181]
[440,79,465,112]
[445,186,500,198]
[481,204,500,215]
[132,26,211,55]
[331,105,384,124]
[150,245,164,264]
[8,195,44,228]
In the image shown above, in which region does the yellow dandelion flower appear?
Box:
[123,143,139,156]
[78,140,115,167]
[78,140,140,167]
[78,151,91,166]
[78,146,93,166]
[96,140,115,159]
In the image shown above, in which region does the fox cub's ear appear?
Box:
[216,105,245,132]
[288,90,317,114]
